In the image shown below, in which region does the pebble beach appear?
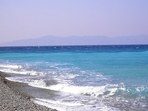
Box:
[0,72,57,111]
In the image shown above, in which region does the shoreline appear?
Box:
[0,71,57,111]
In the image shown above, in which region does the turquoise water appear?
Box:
[0,45,148,111]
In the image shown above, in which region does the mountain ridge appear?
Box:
[1,35,148,46]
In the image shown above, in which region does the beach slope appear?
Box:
[0,72,57,111]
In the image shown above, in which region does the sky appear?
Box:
[0,0,148,44]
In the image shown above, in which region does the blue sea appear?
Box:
[0,45,148,111]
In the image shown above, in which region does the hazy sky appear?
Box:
[0,0,148,43]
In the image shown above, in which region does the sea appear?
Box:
[0,45,148,111]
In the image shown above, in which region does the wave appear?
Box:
[0,68,44,75]
[0,63,122,98]
[0,63,44,76]
[0,64,22,69]
[28,79,123,97]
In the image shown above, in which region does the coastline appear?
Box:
[0,71,57,111]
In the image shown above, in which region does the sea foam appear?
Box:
[0,64,44,76]
[28,79,119,97]
[33,98,119,111]
[0,64,22,69]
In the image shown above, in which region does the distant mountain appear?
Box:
[1,35,148,46]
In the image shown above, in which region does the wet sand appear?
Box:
[0,72,57,111]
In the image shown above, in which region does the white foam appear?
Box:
[0,63,45,76]
[48,84,118,97]
[6,75,37,82]
[29,79,47,87]
[28,79,118,97]
[6,77,27,83]
[0,68,43,76]
[33,98,118,111]
[53,73,78,84]
[0,64,22,69]
[136,86,148,92]
[33,98,80,111]
[35,98,83,107]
